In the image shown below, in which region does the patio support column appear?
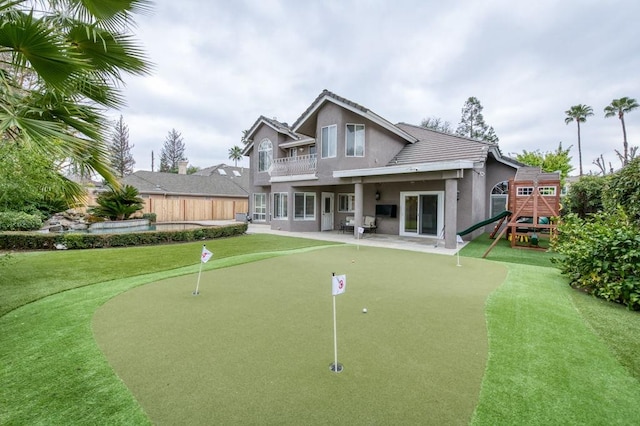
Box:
[353,180,363,237]
[444,178,458,249]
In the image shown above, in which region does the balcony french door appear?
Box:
[400,191,444,237]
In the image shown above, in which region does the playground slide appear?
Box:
[457,210,511,237]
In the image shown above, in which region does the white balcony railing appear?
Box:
[271,154,317,177]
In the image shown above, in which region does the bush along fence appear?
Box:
[0,223,248,251]
[552,210,640,311]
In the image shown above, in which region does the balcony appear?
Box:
[271,154,317,178]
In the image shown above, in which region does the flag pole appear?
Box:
[193,261,203,295]
[332,272,339,373]
[194,244,212,295]
[456,235,462,267]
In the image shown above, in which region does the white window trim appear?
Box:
[273,192,288,219]
[345,123,365,157]
[337,193,355,213]
[321,125,337,159]
[516,187,534,196]
[294,192,316,220]
[538,186,557,196]
[253,193,267,222]
[258,138,273,173]
[399,191,444,238]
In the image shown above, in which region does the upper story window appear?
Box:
[346,124,365,157]
[258,139,273,172]
[321,125,337,159]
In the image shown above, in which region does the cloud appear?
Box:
[111,0,640,175]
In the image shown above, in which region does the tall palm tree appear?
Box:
[0,0,151,202]
[564,104,594,176]
[228,145,243,167]
[604,97,639,167]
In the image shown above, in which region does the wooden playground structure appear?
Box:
[483,167,561,258]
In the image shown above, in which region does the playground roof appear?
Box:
[514,167,560,182]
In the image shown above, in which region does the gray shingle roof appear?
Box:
[391,123,495,165]
[514,167,560,182]
[122,170,248,197]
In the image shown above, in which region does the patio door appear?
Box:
[321,192,334,231]
[400,191,444,237]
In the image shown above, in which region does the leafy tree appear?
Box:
[564,104,593,176]
[109,115,135,177]
[420,116,454,133]
[187,165,200,175]
[91,185,144,220]
[228,145,243,166]
[604,97,639,167]
[515,142,574,182]
[160,129,187,173]
[603,156,640,222]
[0,0,151,195]
[563,175,607,218]
[0,143,74,217]
[455,97,499,143]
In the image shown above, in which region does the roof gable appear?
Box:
[242,116,305,155]
[291,89,417,143]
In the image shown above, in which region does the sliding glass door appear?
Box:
[400,191,444,237]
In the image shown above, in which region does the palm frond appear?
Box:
[0,11,88,89]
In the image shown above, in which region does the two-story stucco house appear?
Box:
[242,90,520,249]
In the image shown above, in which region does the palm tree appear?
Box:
[0,0,151,203]
[604,97,639,167]
[228,145,243,166]
[564,104,594,176]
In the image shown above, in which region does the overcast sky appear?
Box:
[112,0,640,175]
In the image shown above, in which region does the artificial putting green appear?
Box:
[93,245,507,425]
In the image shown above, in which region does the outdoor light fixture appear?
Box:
[375,191,381,200]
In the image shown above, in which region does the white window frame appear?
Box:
[517,187,534,196]
[538,186,557,196]
[338,193,355,213]
[258,139,273,173]
[321,125,337,159]
[273,192,288,219]
[253,193,267,222]
[294,192,316,220]
[490,181,509,217]
[345,123,365,157]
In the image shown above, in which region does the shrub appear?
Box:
[0,223,248,251]
[563,175,608,218]
[552,210,640,310]
[603,157,640,223]
[91,185,144,220]
[0,211,43,231]
[142,213,157,223]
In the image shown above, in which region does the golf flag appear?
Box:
[332,274,346,296]
[201,246,213,263]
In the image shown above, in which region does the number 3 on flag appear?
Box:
[332,274,346,296]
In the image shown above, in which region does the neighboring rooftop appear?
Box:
[123,166,248,197]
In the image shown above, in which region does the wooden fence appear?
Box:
[143,196,248,222]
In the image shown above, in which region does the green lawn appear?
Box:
[2,232,639,424]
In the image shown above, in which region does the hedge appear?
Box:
[0,223,248,251]
[0,211,43,231]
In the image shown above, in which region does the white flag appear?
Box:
[201,246,213,263]
[332,274,346,296]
